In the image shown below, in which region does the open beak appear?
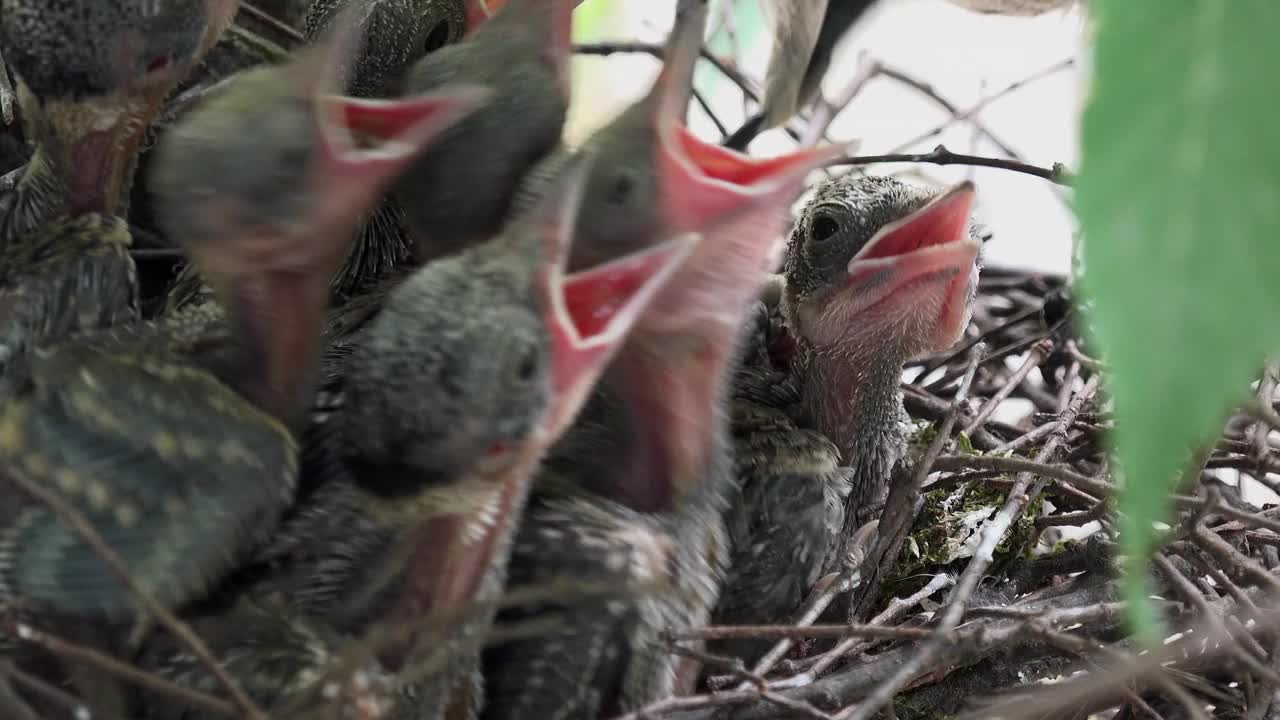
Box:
[646,1,854,237]
[843,181,980,350]
[384,152,691,670]
[187,18,487,423]
[541,154,698,436]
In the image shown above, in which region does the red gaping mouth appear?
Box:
[830,181,981,352]
[673,126,822,186]
[847,181,979,283]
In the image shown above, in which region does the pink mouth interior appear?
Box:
[674,126,813,186]
[859,191,974,261]
[560,247,677,338]
[336,101,440,140]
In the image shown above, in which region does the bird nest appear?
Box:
[645,266,1280,720]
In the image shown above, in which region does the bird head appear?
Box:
[150,10,488,425]
[344,152,693,670]
[0,0,239,214]
[782,175,983,362]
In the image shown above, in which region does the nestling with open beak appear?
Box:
[710,174,986,664]
[480,4,857,715]
[0,19,483,625]
[0,0,240,232]
[203,152,692,720]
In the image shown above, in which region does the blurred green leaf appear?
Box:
[1077,0,1280,643]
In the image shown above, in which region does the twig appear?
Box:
[676,624,929,643]
[1,661,93,720]
[929,454,1111,498]
[887,58,1076,154]
[963,339,1055,436]
[795,574,954,684]
[835,375,1098,720]
[1192,523,1280,594]
[874,62,1023,159]
[14,623,240,718]
[238,1,304,43]
[2,470,268,720]
[830,144,1073,186]
[0,663,41,720]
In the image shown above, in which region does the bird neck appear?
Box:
[800,337,908,512]
[606,328,738,516]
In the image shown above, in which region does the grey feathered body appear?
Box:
[483,388,733,718]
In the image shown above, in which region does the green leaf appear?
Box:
[1077,0,1280,644]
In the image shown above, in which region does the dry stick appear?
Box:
[832,145,1073,186]
[849,343,987,626]
[992,419,1059,454]
[1057,360,1082,413]
[15,623,240,719]
[962,338,1055,436]
[794,574,954,685]
[691,88,728,136]
[930,453,1111,498]
[1193,523,1280,594]
[873,62,1023,160]
[238,1,305,43]
[801,57,882,147]
[664,644,838,720]
[911,302,1043,386]
[570,42,808,145]
[964,604,1280,720]
[1,661,95,720]
[1028,623,1212,720]
[707,587,1130,720]
[2,470,268,720]
[1151,553,1280,686]
[834,374,1099,720]
[886,58,1075,155]
[0,663,41,720]
[927,327,1057,394]
[677,624,930,643]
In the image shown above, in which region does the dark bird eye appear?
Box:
[811,214,839,242]
[422,21,453,53]
[606,173,634,205]
[516,349,538,381]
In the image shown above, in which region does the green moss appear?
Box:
[887,478,1043,587]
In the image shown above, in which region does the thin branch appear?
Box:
[963,338,1055,436]
[14,623,240,718]
[836,374,1098,720]
[831,144,1074,186]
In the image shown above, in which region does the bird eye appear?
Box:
[422,20,454,53]
[606,173,634,206]
[516,348,538,381]
[811,214,840,242]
